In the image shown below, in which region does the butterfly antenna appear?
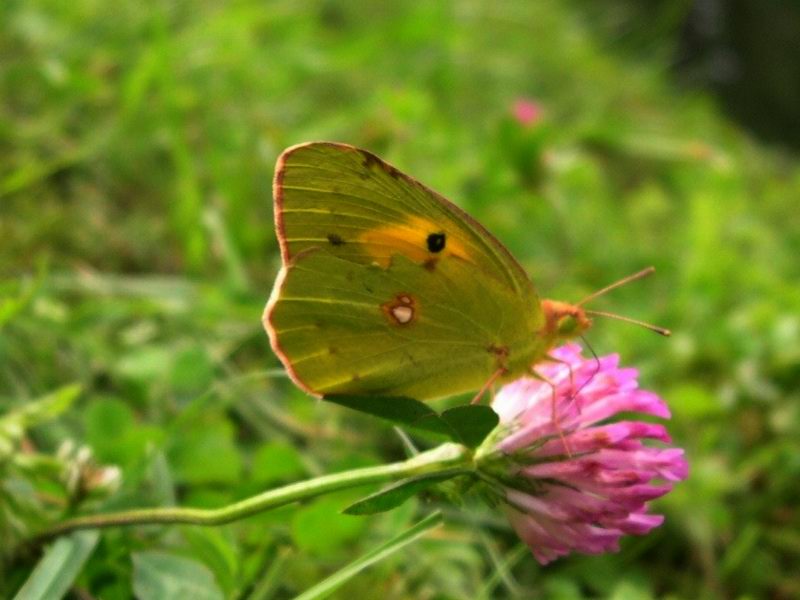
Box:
[581,335,601,379]
[584,310,671,336]
[577,267,656,307]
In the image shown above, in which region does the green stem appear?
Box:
[38,443,472,541]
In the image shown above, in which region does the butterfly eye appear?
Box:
[426,232,446,253]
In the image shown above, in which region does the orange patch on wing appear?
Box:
[357,216,469,268]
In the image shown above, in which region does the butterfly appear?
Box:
[264,142,667,405]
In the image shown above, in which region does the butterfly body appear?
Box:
[265,142,591,401]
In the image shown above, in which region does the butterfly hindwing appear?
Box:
[266,249,542,400]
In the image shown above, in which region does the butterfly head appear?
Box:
[541,299,592,343]
[540,268,672,343]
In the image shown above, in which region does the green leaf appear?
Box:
[608,580,654,600]
[1,384,82,438]
[169,416,243,485]
[291,497,367,557]
[343,470,463,515]
[0,293,28,328]
[85,397,134,441]
[251,441,306,485]
[84,397,138,465]
[132,551,225,600]
[440,405,499,448]
[294,512,443,600]
[169,347,215,397]
[115,346,173,383]
[147,449,177,507]
[409,412,457,437]
[322,396,499,448]
[13,531,99,600]
[181,528,240,598]
[322,394,453,437]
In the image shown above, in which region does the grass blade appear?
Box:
[13,531,99,600]
[294,512,443,600]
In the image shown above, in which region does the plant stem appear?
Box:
[38,442,472,541]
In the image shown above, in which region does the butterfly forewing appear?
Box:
[274,142,536,297]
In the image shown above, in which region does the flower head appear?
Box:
[481,344,687,564]
[512,98,543,127]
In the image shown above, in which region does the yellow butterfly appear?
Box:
[264,142,667,404]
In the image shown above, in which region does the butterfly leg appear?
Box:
[544,354,579,415]
[530,368,573,457]
[470,367,507,405]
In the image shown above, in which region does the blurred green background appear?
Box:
[2,1,799,598]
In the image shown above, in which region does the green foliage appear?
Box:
[250,441,306,486]
[13,531,99,600]
[295,512,443,600]
[344,473,462,516]
[324,394,453,436]
[439,406,499,448]
[324,395,498,447]
[2,0,799,598]
[168,412,244,486]
[292,497,368,557]
[132,551,224,600]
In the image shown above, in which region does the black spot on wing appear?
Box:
[327,233,345,246]
[426,232,446,253]
[487,344,509,358]
[360,149,401,178]
[422,258,438,271]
